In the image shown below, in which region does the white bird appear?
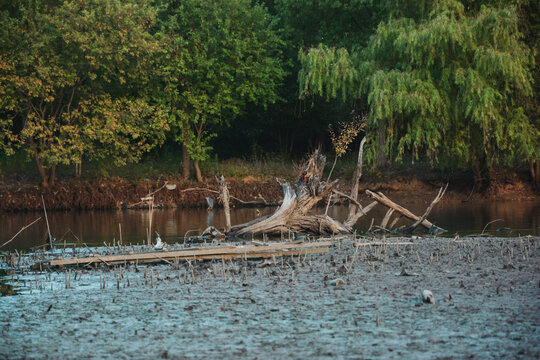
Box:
[154,234,166,250]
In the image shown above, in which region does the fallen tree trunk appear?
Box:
[226,145,446,237]
[229,151,351,236]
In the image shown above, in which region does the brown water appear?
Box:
[1,200,538,251]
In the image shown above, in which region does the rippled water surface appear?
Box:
[1,200,538,250]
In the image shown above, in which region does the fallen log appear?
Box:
[229,150,351,236]
[399,184,447,233]
[365,190,446,234]
[227,144,446,237]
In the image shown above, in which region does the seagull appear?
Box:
[154,233,166,250]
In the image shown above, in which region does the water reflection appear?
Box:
[0,200,538,250]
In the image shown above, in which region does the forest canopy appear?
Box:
[0,0,538,186]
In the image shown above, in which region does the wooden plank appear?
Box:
[47,241,331,267]
[49,248,328,267]
[354,241,414,247]
[121,248,328,265]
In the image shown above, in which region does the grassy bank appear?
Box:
[0,150,536,206]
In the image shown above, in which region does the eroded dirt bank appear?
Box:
[0,169,537,212]
[1,236,539,359]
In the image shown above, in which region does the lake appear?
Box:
[1,199,538,251]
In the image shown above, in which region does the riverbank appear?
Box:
[1,236,538,359]
[0,166,536,212]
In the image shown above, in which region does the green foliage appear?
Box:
[299,0,538,179]
[329,116,366,157]
[157,0,284,163]
[0,0,167,185]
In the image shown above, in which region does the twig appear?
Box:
[324,193,333,216]
[326,154,338,182]
[332,190,363,208]
[481,219,503,236]
[366,189,445,233]
[1,217,41,248]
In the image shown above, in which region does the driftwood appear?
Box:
[226,144,446,237]
[366,189,446,234]
[218,176,231,232]
[229,150,350,236]
[40,241,331,268]
[1,217,41,248]
[347,136,366,221]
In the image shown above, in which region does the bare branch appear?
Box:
[1,217,41,248]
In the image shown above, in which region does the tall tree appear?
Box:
[299,0,538,187]
[215,0,384,159]
[158,0,284,181]
[0,0,167,186]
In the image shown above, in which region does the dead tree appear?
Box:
[218,139,446,238]
[229,150,351,236]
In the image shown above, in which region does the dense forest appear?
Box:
[0,0,538,188]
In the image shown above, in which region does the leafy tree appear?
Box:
[299,0,538,187]
[157,0,284,181]
[225,0,384,158]
[0,0,167,186]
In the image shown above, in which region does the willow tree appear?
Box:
[157,0,284,181]
[299,0,538,188]
[0,0,167,186]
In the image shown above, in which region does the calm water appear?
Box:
[1,200,538,250]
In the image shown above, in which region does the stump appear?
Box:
[222,143,446,237]
[229,150,350,236]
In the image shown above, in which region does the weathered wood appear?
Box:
[230,150,351,236]
[399,185,447,233]
[1,217,41,248]
[344,201,378,228]
[227,147,445,237]
[365,190,445,233]
[45,241,331,267]
[354,241,415,247]
[347,136,366,222]
[41,195,52,246]
[380,208,395,230]
[218,175,231,232]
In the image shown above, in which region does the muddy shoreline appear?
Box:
[1,236,539,359]
[0,171,537,212]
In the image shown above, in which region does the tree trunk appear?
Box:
[49,164,56,187]
[194,160,203,182]
[472,153,491,191]
[182,144,190,179]
[34,150,49,188]
[229,150,350,236]
[75,160,82,178]
[376,126,387,168]
[530,159,539,189]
